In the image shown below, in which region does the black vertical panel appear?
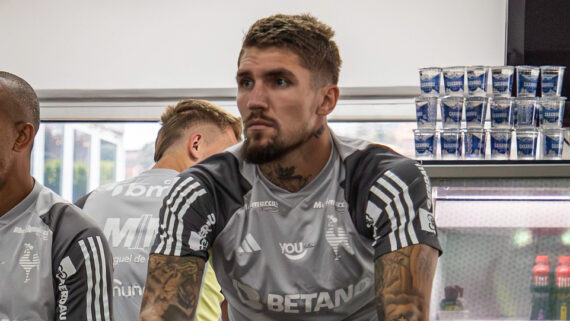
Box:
[507,0,570,126]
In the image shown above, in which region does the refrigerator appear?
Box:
[424,161,570,320]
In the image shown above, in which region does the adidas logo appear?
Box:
[237,234,261,253]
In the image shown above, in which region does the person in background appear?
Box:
[76,99,241,321]
[0,71,114,321]
[140,14,441,321]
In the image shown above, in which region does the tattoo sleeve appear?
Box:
[375,244,438,321]
[139,254,206,321]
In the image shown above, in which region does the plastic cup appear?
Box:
[465,96,488,128]
[513,97,538,128]
[440,96,464,129]
[466,66,488,96]
[464,128,486,159]
[414,96,438,128]
[516,129,538,160]
[419,67,442,97]
[516,65,540,97]
[440,129,462,159]
[413,129,438,160]
[443,66,465,96]
[491,66,515,97]
[489,128,513,159]
[539,97,566,128]
[490,97,513,128]
[541,128,565,159]
[541,65,566,97]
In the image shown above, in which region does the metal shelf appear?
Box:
[421,160,570,178]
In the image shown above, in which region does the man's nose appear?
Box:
[247,83,268,110]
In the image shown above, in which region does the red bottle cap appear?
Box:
[536,255,549,264]
[558,256,570,265]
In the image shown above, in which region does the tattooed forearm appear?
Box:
[139,254,205,321]
[375,244,438,321]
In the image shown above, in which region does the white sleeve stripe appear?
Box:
[385,205,398,251]
[385,171,419,244]
[96,236,111,321]
[79,239,94,321]
[167,183,204,255]
[365,201,381,224]
[174,188,207,256]
[245,234,261,251]
[370,185,391,205]
[156,176,196,253]
[379,177,408,248]
[88,237,104,321]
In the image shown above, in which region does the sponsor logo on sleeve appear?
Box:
[56,256,77,320]
[419,208,436,234]
[188,213,216,251]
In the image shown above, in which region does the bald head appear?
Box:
[0,71,40,134]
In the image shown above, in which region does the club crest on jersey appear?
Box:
[19,243,40,283]
[325,215,354,260]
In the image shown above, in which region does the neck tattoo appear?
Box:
[313,125,325,138]
[262,164,311,193]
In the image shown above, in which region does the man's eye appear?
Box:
[239,79,253,89]
[276,78,289,87]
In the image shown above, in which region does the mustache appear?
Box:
[244,112,278,127]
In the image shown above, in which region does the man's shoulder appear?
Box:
[34,183,103,238]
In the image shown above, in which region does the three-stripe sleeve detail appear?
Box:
[368,170,418,251]
[79,236,110,321]
[155,175,208,256]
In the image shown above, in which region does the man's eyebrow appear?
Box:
[265,68,296,80]
[236,70,251,80]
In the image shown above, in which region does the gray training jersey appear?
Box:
[76,168,178,321]
[151,132,441,320]
[0,181,113,321]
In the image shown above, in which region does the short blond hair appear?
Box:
[154,99,242,162]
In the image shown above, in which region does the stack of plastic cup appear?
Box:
[538,66,566,159]
[414,68,441,159]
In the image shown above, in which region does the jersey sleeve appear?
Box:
[45,203,114,321]
[150,171,218,259]
[364,159,441,258]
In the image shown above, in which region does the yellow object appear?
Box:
[561,303,567,320]
[196,260,225,321]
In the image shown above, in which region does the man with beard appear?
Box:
[140,14,441,321]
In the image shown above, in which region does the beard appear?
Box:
[242,127,313,164]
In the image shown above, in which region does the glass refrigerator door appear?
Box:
[430,178,570,321]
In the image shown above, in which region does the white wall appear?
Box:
[0,0,507,90]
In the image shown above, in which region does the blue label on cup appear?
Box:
[441,135,462,156]
[541,106,561,125]
[465,132,485,156]
[415,101,437,127]
[517,136,537,156]
[544,134,563,157]
[491,105,511,126]
[442,102,462,126]
[465,103,484,125]
[468,73,487,92]
[420,74,440,95]
[415,135,435,155]
[492,74,513,95]
[518,74,539,95]
[445,75,464,93]
[491,135,511,155]
[542,75,559,94]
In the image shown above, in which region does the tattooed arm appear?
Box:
[139,254,206,321]
[375,244,438,321]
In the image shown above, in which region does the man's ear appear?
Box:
[187,133,202,160]
[316,84,339,116]
[12,122,35,152]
